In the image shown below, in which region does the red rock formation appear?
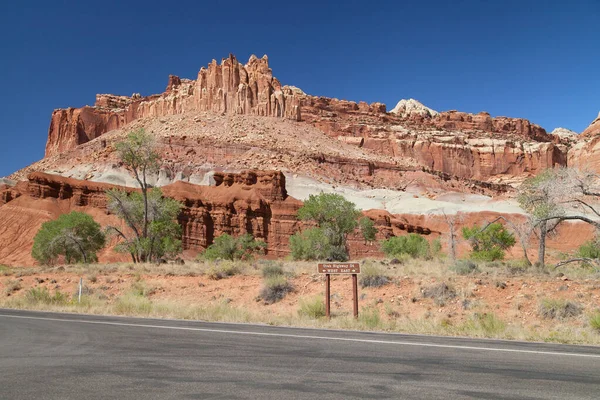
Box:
[41,53,567,184]
[45,54,302,157]
[582,113,600,137]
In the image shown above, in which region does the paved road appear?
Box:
[1,309,599,399]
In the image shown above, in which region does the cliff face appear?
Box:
[43,53,566,184]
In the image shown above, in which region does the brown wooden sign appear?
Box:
[318,263,361,274]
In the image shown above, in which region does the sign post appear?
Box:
[318,263,361,319]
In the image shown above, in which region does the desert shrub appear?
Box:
[449,260,479,275]
[577,239,600,261]
[207,262,241,280]
[462,222,516,261]
[261,263,285,279]
[296,193,361,261]
[538,299,583,320]
[25,287,68,305]
[298,296,326,319]
[505,259,531,275]
[32,211,106,265]
[422,282,456,306]
[381,234,430,259]
[201,234,266,261]
[359,307,382,329]
[259,276,294,304]
[289,228,333,261]
[359,264,390,288]
[590,312,600,332]
[4,279,21,295]
[0,265,12,276]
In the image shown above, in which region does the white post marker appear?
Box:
[78,278,83,303]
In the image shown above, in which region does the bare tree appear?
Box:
[440,211,463,263]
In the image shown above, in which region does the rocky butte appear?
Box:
[44,54,570,185]
[2,53,599,266]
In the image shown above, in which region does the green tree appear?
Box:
[32,211,105,265]
[107,129,183,262]
[107,188,182,263]
[201,233,266,261]
[462,222,516,261]
[381,234,431,259]
[296,193,361,260]
[359,217,377,243]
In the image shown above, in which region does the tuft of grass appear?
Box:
[130,281,155,297]
[462,313,506,337]
[422,282,456,306]
[0,265,12,276]
[259,276,294,304]
[359,264,390,288]
[261,262,285,279]
[298,296,326,319]
[207,262,241,280]
[4,279,22,295]
[359,307,382,329]
[25,287,68,305]
[589,312,600,332]
[113,293,152,315]
[538,298,583,320]
[449,260,479,275]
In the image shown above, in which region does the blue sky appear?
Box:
[1,0,598,177]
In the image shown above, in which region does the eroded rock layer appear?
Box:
[0,171,437,266]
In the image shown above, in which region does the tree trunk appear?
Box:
[537,220,547,269]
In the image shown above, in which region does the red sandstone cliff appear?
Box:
[46,54,301,157]
[42,54,567,184]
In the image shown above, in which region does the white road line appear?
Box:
[1,313,599,358]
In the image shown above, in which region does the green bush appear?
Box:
[259,276,294,304]
[464,313,506,336]
[201,234,266,261]
[298,296,326,319]
[32,211,106,265]
[462,222,516,261]
[590,312,600,332]
[381,234,430,259]
[449,260,479,275]
[290,228,334,261]
[114,293,153,315]
[207,262,241,280]
[538,299,583,320]
[359,264,390,288]
[25,287,68,305]
[261,263,285,278]
[359,307,382,329]
[578,240,600,259]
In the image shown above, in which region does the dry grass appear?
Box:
[1,259,600,345]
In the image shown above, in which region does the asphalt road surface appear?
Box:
[1,309,599,399]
